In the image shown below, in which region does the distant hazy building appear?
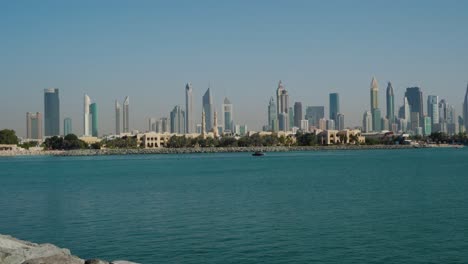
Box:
[149,118,157,132]
[427,95,439,129]
[423,116,432,136]
[222,97,233,133]
[370,77,379,131]
[202,88,214,132]
[170,105,185,134]
[185,83,193,134]
[372,108,382,131]
[300,119,309,132]
[319,118,327,130]
[294,102,302,128]
[410,112,420,131]
[363,111,372,133]
[288,107,294,129]
[89,103,98,137]
[83,94,91,136]
[386,82,395,124]
[123,96,130,133]
[381,117,389,131]
[63,117,72,136]
[115,100,121,135]
[336,113,345,130]
[326,119,335,130]
[44,88,60,136]
[160,117,169,133]
[26,112,42,139]
[329,93,340,121]
[405,87,424,125]
[268,97,278,131]
[276,80,289,114]
[464,84,468,131]
[278,112,289,131]
[305,106,325,127]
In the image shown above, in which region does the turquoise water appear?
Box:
[1,149,468,263]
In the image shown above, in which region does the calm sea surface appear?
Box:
[1,149,468,263]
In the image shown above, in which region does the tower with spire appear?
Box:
[464,83,468,131]
[386,82,394,124]
[370,77,380,131]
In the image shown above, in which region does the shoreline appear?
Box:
[0,144,462,157]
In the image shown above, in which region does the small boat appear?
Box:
[252,151,265,156]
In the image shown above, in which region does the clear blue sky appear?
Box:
[1,0,467,136]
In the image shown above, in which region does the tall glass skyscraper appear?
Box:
[123,96,130,133]
[90,103,98,137]
[26,112,42,139]
[222,97,233,132]
[329,93,340,121]
[386,82,394,123]
[370,77,379,131]
[202,88,214,132]
[185,83,193,134]
[44,88,60,136]
[115,100,121,135]
[427,95,439,128]
[464,84,468,131]
[63,117,72,136]
[268,97,278,132]
[305,106,325,127]
[293,102,302,128]
[405,87,424,125]
[84,94,91,136]
[170,105,185,134]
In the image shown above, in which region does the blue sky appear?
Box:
[1,0,467,136]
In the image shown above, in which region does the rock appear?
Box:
[85,259,109,264]
[21,255,83,264]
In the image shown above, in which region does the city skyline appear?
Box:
[1,1,468,136]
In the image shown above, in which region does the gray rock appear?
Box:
[21,254,83,264]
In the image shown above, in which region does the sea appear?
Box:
[1,148,468,264]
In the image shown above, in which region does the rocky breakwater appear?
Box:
[0,234,139,264]
[56,144,417,156]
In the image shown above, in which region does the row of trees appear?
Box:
[0,129,19,145]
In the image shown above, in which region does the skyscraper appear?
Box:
[464,84,468,131]
[276,80,289,131]
[222,97,233,133]
[336,113,345,130]
[370,77,379,131]
[63,117,72,136]
[90,102,98,137]
[293,102,302,128]
[170,105,185,134]
[386,82,394,123]
[405,87,424,125]
[288,107,294,129]
[123,96,130,133]
[363,111,372,133]
[329,93,340,121]
[202,88,214,132]
[83,94,91,136]
[44,88,60,136]
[268,97,278,132]
[115,100,121,135]
[26,112,42,139]
[305,106,325,127]
[185,83,193,134]
[427,95,439,128]
[276,80,285,114]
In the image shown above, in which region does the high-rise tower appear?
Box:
[202,88,214,132]
[294,102,302,128]
[170,105,185,134]
[405,87,424,126]
[90,102,98,137]
[115,100,121,135]
[44,88,60,136]
[222,97,233,133]
[26,112,42,139]
[464,84,468,131]
[427,95,439,128]
[83,94,91,136]
[123,96,130,133]
[386,82,394,124]
[329,93,340,121]
[370,77,379,131]
[268,97,278,132]
[185,83,193,134]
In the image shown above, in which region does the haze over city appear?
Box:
[1,0,468,136]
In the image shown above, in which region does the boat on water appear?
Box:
[252,151,265,156]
